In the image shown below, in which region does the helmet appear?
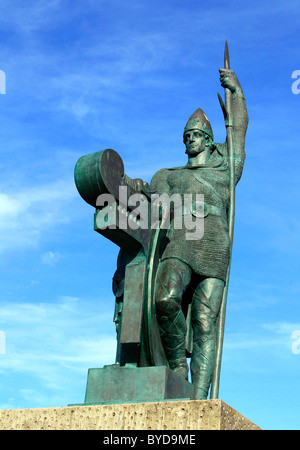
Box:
[183,108,213,140]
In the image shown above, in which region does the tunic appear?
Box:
[150,143,245,282]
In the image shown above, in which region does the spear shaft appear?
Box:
[210,41,235,399]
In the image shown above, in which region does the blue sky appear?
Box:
[0,0,299,430]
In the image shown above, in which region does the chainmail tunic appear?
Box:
[150,143,245,282]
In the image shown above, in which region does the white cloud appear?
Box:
[223,320,300,374]
[262,322,300,336]
[40,251,61,266]
[0,295,117,408]
[0,179,76,253]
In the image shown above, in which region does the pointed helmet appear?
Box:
[183,108,213,140]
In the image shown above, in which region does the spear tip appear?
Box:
[224,40,230,70]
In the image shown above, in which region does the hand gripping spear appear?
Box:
[210,41,235,399]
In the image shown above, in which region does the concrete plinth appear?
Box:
[0,400,261,430]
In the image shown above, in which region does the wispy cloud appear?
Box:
[40,251,61,266]
[262,321,300,337]
[0,295,116,408]
[0,180,76,253]
[222,319,300,382]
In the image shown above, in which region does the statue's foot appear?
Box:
[192,386,208,400]
[173,362,189,381]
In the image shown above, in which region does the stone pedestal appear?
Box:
[0,400,261,430]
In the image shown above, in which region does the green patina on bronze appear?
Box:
[74,42,248,404]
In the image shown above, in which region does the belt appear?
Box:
[182,201,227,221]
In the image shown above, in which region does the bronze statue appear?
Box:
[74,42,248,403]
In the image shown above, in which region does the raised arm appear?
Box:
[219,69,249,183]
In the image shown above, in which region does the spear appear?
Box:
[210,40,235,399]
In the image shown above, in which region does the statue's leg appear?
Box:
[155,258,192,380]
[191,277,224,399]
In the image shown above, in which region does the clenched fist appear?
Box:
[219,69,242,94]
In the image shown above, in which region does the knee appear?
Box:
[154,258,190,317]
[155,290,181,317]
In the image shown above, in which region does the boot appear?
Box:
[158,309,189,380]
[191,336,215,399]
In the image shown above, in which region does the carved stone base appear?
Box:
[79,365,194,405]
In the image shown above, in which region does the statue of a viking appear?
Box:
[119,67,248,399]
[75,49,248,402]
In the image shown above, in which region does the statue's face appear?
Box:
[184,129,206,157]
